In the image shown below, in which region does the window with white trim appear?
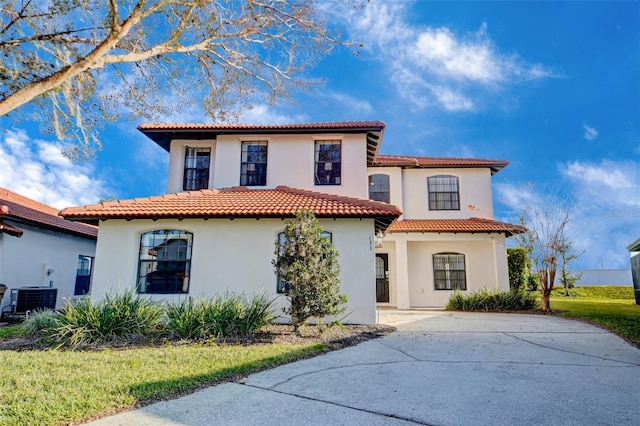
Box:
[433,253,466,290]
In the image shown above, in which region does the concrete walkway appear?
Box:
[88,310,640,425]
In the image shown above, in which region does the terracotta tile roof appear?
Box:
[372,155,509,174]
[0,222,23,237]
[0,187,98,239]
[138,121,386,132]
[388,218,526,236]
[60,186,402,231]
[138,121,385,165]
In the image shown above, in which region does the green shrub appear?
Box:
[23,309,59,335]
[164,292,276,340]
[507,247,528,291]
[446,289,539,311]
[164,298,208,340]
[51,290,163,348]
[527,274,540,291]
[273,210,346,333]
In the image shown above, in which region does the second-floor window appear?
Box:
[183,147,210,190]
[428,175,460,210]
[315,140,341,185]
[240,141,268,186]
[369,174,390,203]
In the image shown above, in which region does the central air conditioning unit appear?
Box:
[1,287,57,319]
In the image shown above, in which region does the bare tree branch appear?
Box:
[0,0,344,160]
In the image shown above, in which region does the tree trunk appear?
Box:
[540,290,551,312]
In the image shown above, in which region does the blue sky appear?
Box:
[1,1,638,269]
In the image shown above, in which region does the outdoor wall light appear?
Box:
[375,230,384,248]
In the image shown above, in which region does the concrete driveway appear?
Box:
[88,310,640,425]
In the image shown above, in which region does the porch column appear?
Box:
[395,236,411,309]
[493,235,510,290]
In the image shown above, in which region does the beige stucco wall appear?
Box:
[90,217,377,324]
[367,167,404,217]
[377,232,509,308]
[0,220,96,312]
[167,134,369,199]
[366,167,495,220]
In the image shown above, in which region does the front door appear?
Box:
[375,254,389,303]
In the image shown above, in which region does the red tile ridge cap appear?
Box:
[138,121,386,131]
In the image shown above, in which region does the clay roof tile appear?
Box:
[388,218,525,236]
[0,187,97,238]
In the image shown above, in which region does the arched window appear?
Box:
[276,231,332,293]
[427,175,460,210]
[433,253,466,290]
[369,174,390,203]
[137,230,193,294]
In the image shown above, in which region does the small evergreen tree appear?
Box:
[273,210,347,334]
[507,247,528,292]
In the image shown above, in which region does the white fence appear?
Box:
[567,269,633,286]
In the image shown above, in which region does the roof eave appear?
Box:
[63,212,400,232]
[627,237,640,252]
[139,123,386,156]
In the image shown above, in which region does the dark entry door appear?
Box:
[375,254,389,302]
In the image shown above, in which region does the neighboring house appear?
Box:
[60,121,523,324]
[0,187,97,314]
[627,238,640,305]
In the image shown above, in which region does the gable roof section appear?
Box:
[0,187,98,239]
[60,186,402,232]
[389,218,526,237]
[372,155,509,175]
[138,121,386,165]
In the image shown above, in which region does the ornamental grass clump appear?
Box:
[51,290,163,348]
[164,292,276,340]
[23,308,59,336]
[446,289,539,312]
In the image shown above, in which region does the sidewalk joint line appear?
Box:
[503,333,640,367]
[243,383,437,426]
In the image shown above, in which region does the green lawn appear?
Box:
[0,342,325,426]
[549,286,640,348]
[0,325,23,339]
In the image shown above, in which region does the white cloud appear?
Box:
[428,85,474,111]
[583,123,599,141]
[562,160,640,206]
[0,129,108,209]
[497,159,640,268]
[239,104,308,124]
[339,1,557,111]
[323,91,374,114]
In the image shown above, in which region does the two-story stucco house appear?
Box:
[60,121,523,324]
[0,187,97,316]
